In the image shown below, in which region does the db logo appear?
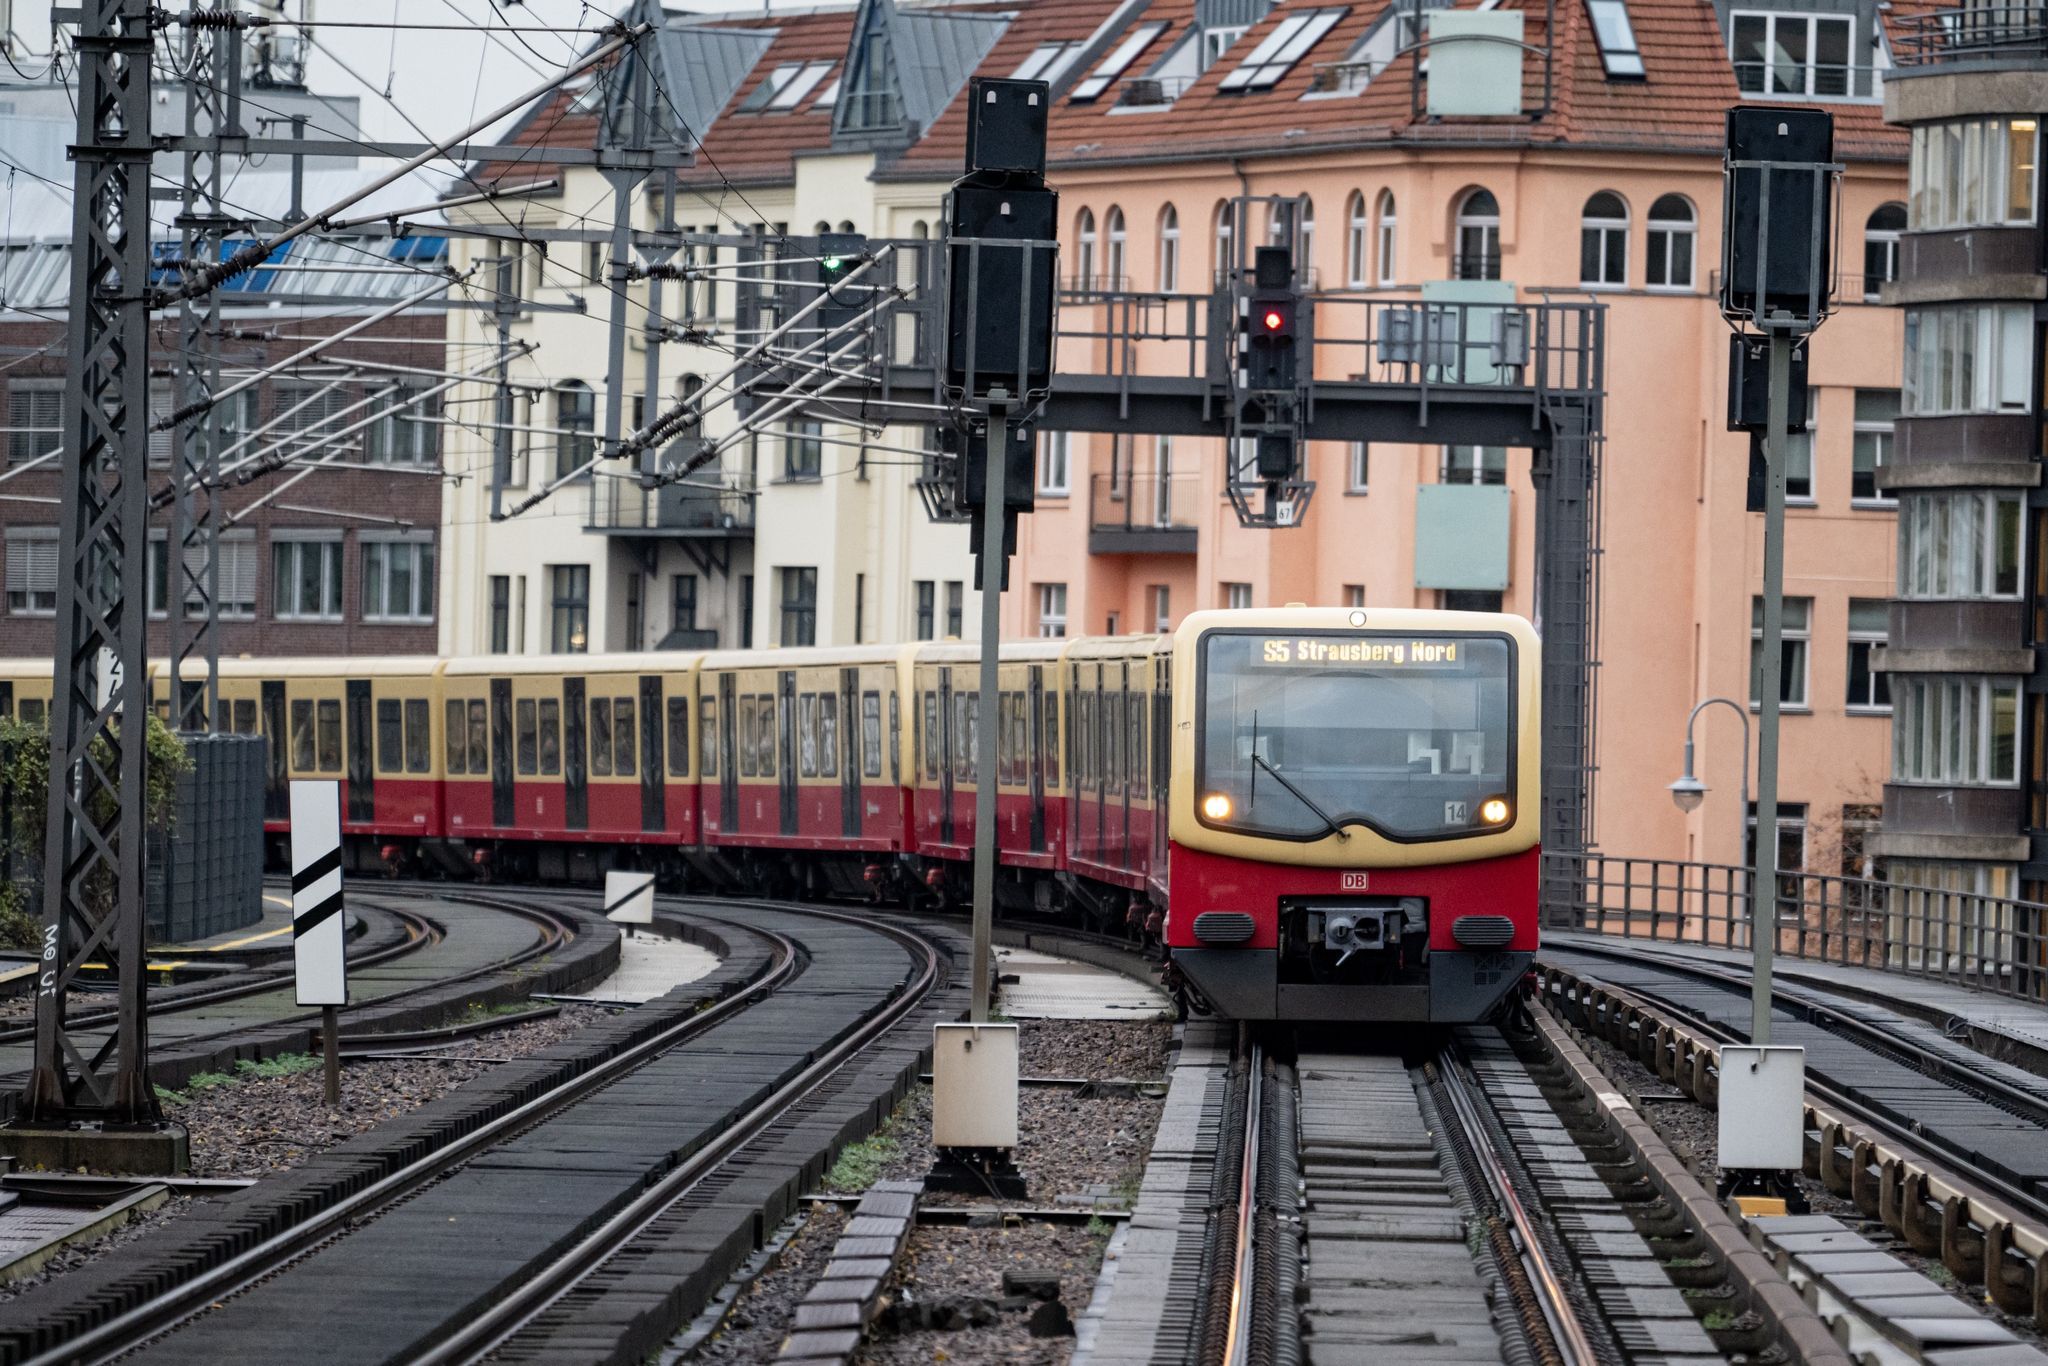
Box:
[1340,872,1369,891]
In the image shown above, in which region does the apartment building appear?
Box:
[0,64,452,668]
[1874,10,2046,903]
[1000,0,1920,871]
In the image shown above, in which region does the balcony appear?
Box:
[1089,474,1199,555]
[586,473,756,537]
[1896,6,2048,65]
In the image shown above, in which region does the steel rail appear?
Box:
[1437,1051,1601,1366]
[38,912,802,1366]
[1221,1040,1265,1366]
[410,901,946,1362]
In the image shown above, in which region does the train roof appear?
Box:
[912,639,1070,666]
[211,656,446,680]
[441,652,704,678]
[697,643,917,671]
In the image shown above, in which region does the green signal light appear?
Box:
[822,257,843,271]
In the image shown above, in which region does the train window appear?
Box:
[376,699,403,774]
[888,692,900,785]
[405,698,431,773]
[614,698,636,777]
[799,695,818,777]
[538,698,561,775]
[291,699,317,771]
[756,696,776,777]
[699,698,717,777]
[738,696,758,777]
[516,699,538,775]
[1044,693,1060,787]
[1012,696,1029,787]
[922,694,939,780]
[316,699,342,773]
[996,693,1014,785]
[954,692,978,784]
[667,697,689,777]
[467,700,488,776]
[445,699,467,774]
[590,698,613,776]
[818,693,838,778]
[1100,689,1118,792]
[19,697,44,727]
[862,692,882,778]
[236,699,258,734]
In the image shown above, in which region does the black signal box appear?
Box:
[1726,333,1809,433]
[1722,107,1834,324]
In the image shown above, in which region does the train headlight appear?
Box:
[1480,797,1511,825]
[1202,792,1233,820]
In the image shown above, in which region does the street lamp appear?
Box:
[1670,696,1750,832]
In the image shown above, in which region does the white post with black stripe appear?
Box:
[603,870,655,937]
[290,780,348,1106]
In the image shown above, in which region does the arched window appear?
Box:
[1158,203,1180,291]
[836,219,855,233]
[1645,194,1695,290]
[1076,208,1097,291]
[1376,190,1397,286]
[1297,197,1315,274]
[1864,202,1906,300]
[813,220,832,234]
[1345,191,1368,287]
[554,380,595,480]
[1580,191,1628,287]
[1454,189,1499,280]
[1214,199,1238,282]
[910,220,929,239]
[1105,206,1127,289]
[677,374,705,442]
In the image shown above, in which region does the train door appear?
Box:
[491,679,514,828]
[345,680,374,823]
[777,671,797,836]
[639,675,665,833]
[1152,662,1172,874]
[719,674,738,831]
[840,668,861,838]
[1028,666,1046,852]
[1094,666,1109,862]
[563,677,588,830]
[1117,662,1135,871]
[938,669,955,844]
[261,681,287,819]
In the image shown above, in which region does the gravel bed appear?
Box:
[686,1206,848,1362]
[856,1223,1103,1366]
[180,1004,622,1178]
[1018,1020,1172,1081]
[1568,1013,2045,1345]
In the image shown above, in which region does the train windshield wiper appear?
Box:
[1252,753,1350,841]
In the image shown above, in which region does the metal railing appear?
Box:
[1897,6,2048,64]
[1546,850,2048,1003]
[587,473,757,533]
[1090,473,1201,533]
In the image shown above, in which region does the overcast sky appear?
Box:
[11,1,777,144]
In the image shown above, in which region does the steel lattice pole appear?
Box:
[25,0,160,1122]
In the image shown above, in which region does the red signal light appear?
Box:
[1262,309,1285,332]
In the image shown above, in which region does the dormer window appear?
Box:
[1585,0,1644,78]
[1731,12,1851,98]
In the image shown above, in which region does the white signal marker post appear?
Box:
[603,870,656,936]
[290,781,349,1107]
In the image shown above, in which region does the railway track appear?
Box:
[1540,939,2048,1223]
[0,897,960,1366]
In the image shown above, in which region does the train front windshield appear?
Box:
[1196,631,1515,841]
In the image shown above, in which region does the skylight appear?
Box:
[1218,9,1347,91]
[1072,22,1168,101]
[1586,0,1645,78]
[741,61,836,112]
[1011,42,1088,83]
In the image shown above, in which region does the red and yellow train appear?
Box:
[0,607,1538,1022]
